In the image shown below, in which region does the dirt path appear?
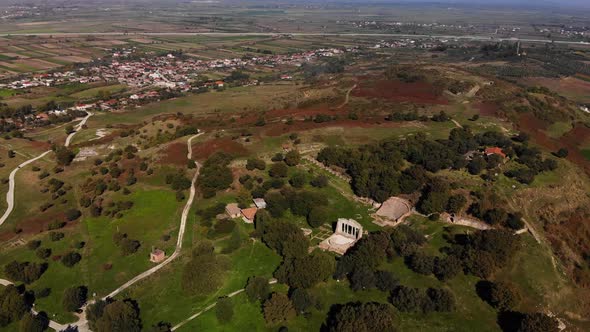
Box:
[65,112,93,147]
[101,133,203,292]
[451,119,463,128]
[73,132,204,331]
[1,113,93,227]
[171,279,278,331]
[337,84,357,109]
[0,150,51,226]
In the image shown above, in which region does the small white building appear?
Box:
[253,198,267,209]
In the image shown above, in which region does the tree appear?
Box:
[375,270,399,292]
[555,148,568,158]
[215,297,234,324]
[289,172,306,188]
[269,163,288,178]
[264,191,289,218]
[433,256,462,281]
[18,313,47,332]
[506,213,525,230]
[447,194,467,214]
[284,150,301,166]
[417,181,451,215]
[246,158,266,171]
[324,301,396,332]
[407,252,435,275]
[0,285,28,324]
[198,152,234,197]
[35,248,51,260]
[468,156,486,175]
[262,220,309,259]
[245,276,270,303]
[62,286,87,312]
[54,146,75,166]
[27,240,41,250]
[65,125,75,135]
[349,268,376,291]
[307,206,329,228]
[484,208,508,225]
[65,209,81,221]
[86,300,107,331]
[517,312,559,332]
[290,288,315,314]
[119,238,141,256]
[275,251,335,289]
[310,175,328,188]
[477,280,520,310]
[263,293,296,325]
[61,252,82,267]
[95,300,142,332]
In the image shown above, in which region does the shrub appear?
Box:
[61,252,82,267]
[310,175,328,188]
[49,232,65,241]
[26,240,41,250]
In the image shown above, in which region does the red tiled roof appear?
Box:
[485,147,506,158]
[241,207,258,221]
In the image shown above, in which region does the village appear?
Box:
[0,45,354,132]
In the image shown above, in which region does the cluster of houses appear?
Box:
[225,198,267,224]
[370,38,447,50]
[2,46,348,91]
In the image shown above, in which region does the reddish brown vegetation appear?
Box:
[352,80,448,105]
[191,137,248,160]
[162,142,188,166]
[518,114,590,174]
[476,102,500,117]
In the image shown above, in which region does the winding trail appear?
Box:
[65,112,93,147]
[72,132,204,331]
[337,83,357,109]
[0,113,93,227]
[103,133,203,299]
[171,279,278,331]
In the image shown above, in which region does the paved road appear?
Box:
[171,279,278,331]
[0,31,588,46]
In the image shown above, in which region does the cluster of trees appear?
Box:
[165,170,192,201]
[264,188,329,228]
[443,229,522,279]
[390,286,456,313]
[323,301,397,332]
[0,285,32,328]
[181,241,228,296]
[4,261,47,284]
[198,152,233,198]
[317,128,558,212]
[86,298,143,332]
